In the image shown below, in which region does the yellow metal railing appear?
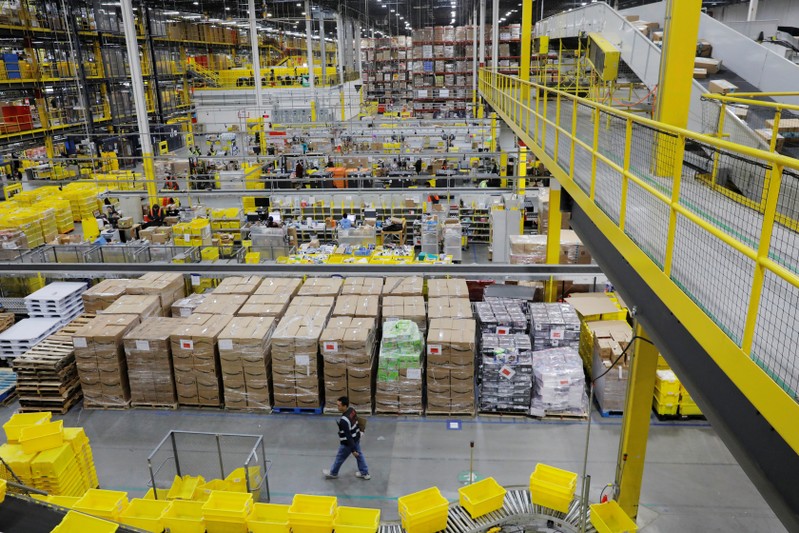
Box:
[478,68,799,452]
[702,91,799,232]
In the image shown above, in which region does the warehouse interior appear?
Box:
[0,0,797,531]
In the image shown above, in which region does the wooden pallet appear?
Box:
[272,406,323,414]
[0,313,15,334]
[426,410,477,417]
[131,402,179,410]
[223,406,272,414]
[83,399,131,410]
[19,391,82,414]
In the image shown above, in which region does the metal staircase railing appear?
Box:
[186,61,220,87]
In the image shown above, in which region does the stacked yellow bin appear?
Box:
[202,490,254,533]
[38,207,58,243]
[38,198,75,234]
[61,183,100,221]
[679,383,702,416]
[173,219,212,247]
[0,208,44,247]
[73,489,129,521]
[653,370,680,416]
[30,443,89,496]
[575,294,628,370]
[63,427,100,489]
[0,413,100,496]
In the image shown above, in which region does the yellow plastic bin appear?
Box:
[47,495,82,509]
[590,501,638,533]
[333,506,381,533]
[167,474,206,500]
[3,412,51,443]
[225,466,262,495]
[202,490,253,520]
[529,464,578,514]
[143,487,169,500]
[162,499,206,533]
[248,503,291,533]
[119,498,171,532]
[73,489,130,521]
[19,420,63,454]
[196,479,231,501]
[0,478,6,504]
[397,487,449,533]
[458,477,507,518]
[288,494,338,533]
[51,511,119,533]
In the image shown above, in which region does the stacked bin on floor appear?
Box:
[288,494,338,533]
[119,498,171,532]
[202,490,254,533]
[248,503,291,533]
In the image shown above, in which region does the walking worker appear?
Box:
[323,396,370,480]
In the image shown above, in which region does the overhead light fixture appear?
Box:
[224,6,230,10]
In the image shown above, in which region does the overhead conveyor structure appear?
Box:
[480,4,799,530]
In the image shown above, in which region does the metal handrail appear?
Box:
[478,67,799,453]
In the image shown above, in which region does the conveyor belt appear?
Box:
[379,489,597,533]
[0,494,141,533]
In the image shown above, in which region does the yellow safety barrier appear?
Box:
[478,68,799,454]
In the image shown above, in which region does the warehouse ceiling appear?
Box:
[139,0,744,38]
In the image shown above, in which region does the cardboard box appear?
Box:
[340,277,384,296]
[697,39,713,58]
[213,276,263,295]
[694,57,721,74]
[708,79,737,95]
[332,295,380,318]
[73,314,141,407]
[382,296,427,334]
[383,277,423,296]
[296,277,342,297]
[171,293,207,318]
[169,314,233,407]
[237,293,292,318]
[82,279,133,313]
[755,128,785,152]
[123,317,185,406]
[254,278,302,297]
[693,68,707,79]
[127,272,186,311]
[427,297,472,321]
[100,294,162,319]
[218,316,276,410]
[427,278,469,298]
[193,294,248,315]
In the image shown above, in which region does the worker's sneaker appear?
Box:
[355,472,371,480]
[323,469,338,479]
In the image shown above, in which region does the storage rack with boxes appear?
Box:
[362,37,414,111]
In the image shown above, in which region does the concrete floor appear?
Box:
[0,402,785,532]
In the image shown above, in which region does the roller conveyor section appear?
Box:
[379,489,597,533]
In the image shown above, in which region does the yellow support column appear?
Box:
[544,180,562,302]
[653,0,701,176]
[616,323,658,520]
[500,152,508,188]
[310,100,317,122]
[490,113,497,151]
[340,88,346,121]
[518,148,527,235]
[519,0,533,107]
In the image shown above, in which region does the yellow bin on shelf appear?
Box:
[288,494,338,533]
[590,501,638,533]
[51,511,119,533]
[248,503,291,533]
[529,464,578,514]
[73,489,130,521]
[19,420,63,454]
[458,477,507,518]
[333,506,381,533]
[3,412,51,443]
[397,486,449,533]
[119,498,172,532]
[162,500,206,533]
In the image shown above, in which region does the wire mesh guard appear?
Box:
[147,430,270,502]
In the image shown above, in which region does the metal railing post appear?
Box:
[662,133,686,276]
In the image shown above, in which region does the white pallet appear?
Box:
[0,317,62,359]
[27,299,85,316]
[24,282,87,306]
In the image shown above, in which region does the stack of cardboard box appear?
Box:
[383,296,426,335]
[123,317,184,407]
[332,295,380,319]
[170,314,233,407]
[383,277,423,296]
[319,317,377,413]
[213,276,263,295]
[340,277,384,296]
[126,273,186,314]
[81,279,132,313]
[72,314,141,408]
[427,297,472,322]
[271,297,334,409]
[236,278,301,317]
[426,318,476,414]
[217,316,276,411]
[530,347,586,417]
[99,295,162,319]
[171,294,207,317]
[297,277,342,297]
[588,320,633,414]
[474,298,528,335]
[193,294,248,315]
[375,320,424,414]
[427,278,469,298]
